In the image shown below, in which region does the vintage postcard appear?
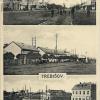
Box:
[0,0,100,100]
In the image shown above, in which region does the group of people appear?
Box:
[50,8,70,17]
[50,6,91,18]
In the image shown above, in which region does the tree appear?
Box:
[49,54,55,59]
[4,52,15,65]
[16,54,24,59]
[42,54,49,59]
[27,51,41,59]
[47,3,63,10]
[4,52,15,60]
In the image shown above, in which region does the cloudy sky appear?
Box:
[4,75,96,92]
[3,26,97,58]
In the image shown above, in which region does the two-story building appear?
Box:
[71,82,96,100]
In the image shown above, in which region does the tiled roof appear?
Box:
[38,47,68,55]
[14,41,39,51]
[48,90,67,96]
[72,82,95,90]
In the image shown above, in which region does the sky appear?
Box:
[3,26,97,57]
[3,26,97,58]
[44,0,91,7]
[4,75,96,92]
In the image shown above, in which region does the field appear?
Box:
[3,10,96,25]
[4,62,96,75]
[73,10,96,25]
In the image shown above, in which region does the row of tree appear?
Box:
[4,52,77,61]
[4,52,96,65]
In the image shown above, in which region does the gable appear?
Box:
[4,42,21,58]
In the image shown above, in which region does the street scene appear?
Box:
[4,76,96,100]
[3,0,96,25]
[3,26,96,75]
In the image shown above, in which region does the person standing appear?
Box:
[87,6,91,16]
[71,7,75,18]
[51,8,54,17]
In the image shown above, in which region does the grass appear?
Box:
[4,62,96,75]
[3,10,96,25]
[3,10,51,25]
[72,10,96,25]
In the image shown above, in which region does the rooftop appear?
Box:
[4,41,39,52]
[72,82,96,90]
[38,47,69,55]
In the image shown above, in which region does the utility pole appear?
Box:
[46,85,48,100]
[55,34,58,54]
[85,51,88,63]
[32,36,36,48]
[29,87,31,100]
[35,36,36,48]
[32,37,33,47]
[24,85,27,96]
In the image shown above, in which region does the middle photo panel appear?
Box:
[3,26,96,75]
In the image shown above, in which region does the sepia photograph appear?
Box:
[4,75,96,100]
[3,26,96,75]
[3,0,96,25]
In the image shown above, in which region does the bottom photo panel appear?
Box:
[4,75,96,100]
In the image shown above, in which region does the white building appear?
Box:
[4,41,39,64]
[3,0,22,10]
[81,0,96,10]
[71,82,96,100]
[3,0,47,10]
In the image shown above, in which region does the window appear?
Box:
[87,91,89,94]
[79,98,81,100]
[82,98,85,100]
[83,91,85,94]
[80,91,81,94]
[73,91,74,94]
[73,98,74,100]
[76,91,78,94]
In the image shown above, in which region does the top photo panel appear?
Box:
[3,0,96,25]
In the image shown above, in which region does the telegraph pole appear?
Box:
[55,34,58,54]
[85,51,88,63]
[46,85,48,100]
[32,36,36,48]
[35,36,36,48]
[29,87,31,100]
[32,37,33,46]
